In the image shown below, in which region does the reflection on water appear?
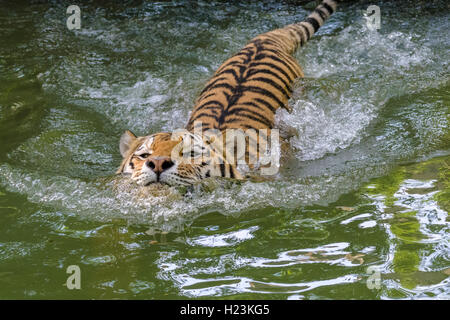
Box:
[0,0,448,299]
[148,157,449,299]
[364,156,450,298]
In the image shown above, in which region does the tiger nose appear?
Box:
[146,157,174,174]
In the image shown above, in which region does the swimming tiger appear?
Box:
[117,0,339,186]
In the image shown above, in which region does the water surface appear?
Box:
[0,0,448,299]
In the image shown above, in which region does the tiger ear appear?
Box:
[119,130,137,158]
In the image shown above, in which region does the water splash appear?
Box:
[0,1,448,232]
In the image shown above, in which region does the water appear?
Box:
[0,0,448,299]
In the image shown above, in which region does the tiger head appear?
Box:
[116,130,242,186]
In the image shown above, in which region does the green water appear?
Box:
[0,0,449,299]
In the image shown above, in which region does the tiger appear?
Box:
[117,0,339,186]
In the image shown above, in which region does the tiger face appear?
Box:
[117,130,241,186]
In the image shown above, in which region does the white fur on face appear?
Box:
[124,135,154,177]
[134,160,197,186]
[127,133,216,186]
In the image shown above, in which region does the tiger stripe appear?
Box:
[119,1,339,184]
[187,0,338,134]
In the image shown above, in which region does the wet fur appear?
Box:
[118,0,339,186]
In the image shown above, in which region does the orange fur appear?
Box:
[117,0,339,185]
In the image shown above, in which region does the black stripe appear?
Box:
[232,50,253,59]
[253,97,277,113]
[321,2,334,16]
[231,52,254,64]
[203,106,219,114]
[261,48,302,73]
[226,107,273,127]
[199,92,216,100]
[201,107,221,114]
[257,38,278,47]
[260,46,302,73]
[240,46,255,54]
[249,61,295,82]
[214,67,240,79]
[207,82,237,93]
[262,34,287,48]
[246,68,291,93]
[259,46,286,56]
[314,8,327,21]
[246,135,260,151]
[242,85,285,110]
[201,124,218,131]
[299,23,310,40]
[199,77,228,96]
[290,26,306,46]
[189,112,219,123]
[226,113,272,128]
[305,17,320,33]
[239,130,259,147]
[194,167,203,179]
[193,99,225,113]
[286,28,299,47]
[248,76,291,99]
[229,166,235,179]
[215,61,243,75]
[254,53,299,78]
[219,163,226,177]
[240,101,275,114]
[270,51,300,79]
[235,122,264,131]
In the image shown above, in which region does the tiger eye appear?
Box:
[139,153,150,159]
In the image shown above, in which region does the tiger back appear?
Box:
[187,0,338,133]
[185,0,338,173]
[117,0,339,186]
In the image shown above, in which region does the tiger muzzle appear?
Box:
[146,156,174,180]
